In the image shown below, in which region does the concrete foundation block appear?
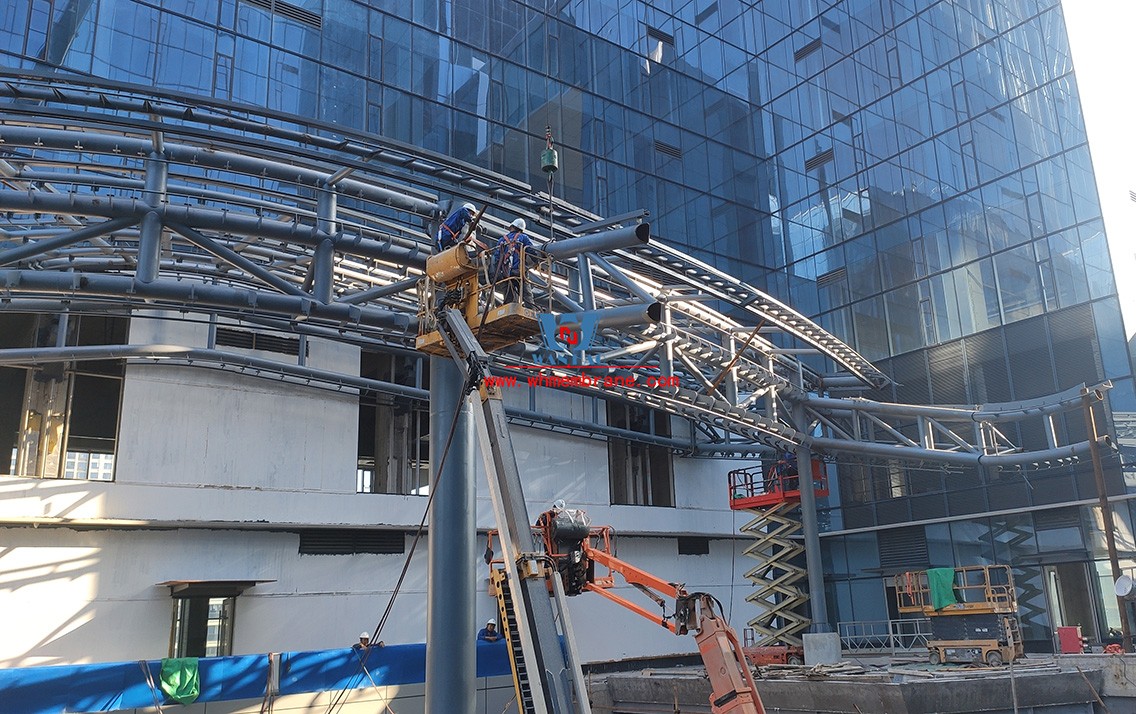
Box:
[803,632,841,665]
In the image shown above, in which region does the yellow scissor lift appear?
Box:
[892,564,1024,666]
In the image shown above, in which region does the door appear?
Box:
[1043,562,1099,643]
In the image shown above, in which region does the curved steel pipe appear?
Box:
[0,270,412,331]
[0,124,438,216]
[799,381,1108,423]
[0,190,428,268]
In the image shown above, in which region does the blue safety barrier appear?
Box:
[0,642,510,714]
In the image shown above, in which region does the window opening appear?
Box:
[0,314,126,480]
[172,596,235,658]
[357,351,430,495]
[607,401,674,507]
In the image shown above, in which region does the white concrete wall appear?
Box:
[0,317,766,669]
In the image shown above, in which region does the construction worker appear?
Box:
[353,631,370,649]
[477,619,501,642]
[435,202,479,252]
[492,217,534,305]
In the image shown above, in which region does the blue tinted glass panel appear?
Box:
[994,244,1043,323]
[155,14,216,94]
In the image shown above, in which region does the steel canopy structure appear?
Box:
[0,71,1105,472]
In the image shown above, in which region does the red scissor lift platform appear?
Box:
[728,458,828,511]
[727,456,829,650]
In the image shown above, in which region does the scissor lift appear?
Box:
[892,564,1023,666]
[728,459,828,647]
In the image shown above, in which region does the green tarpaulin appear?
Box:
[927,568,958,610]
[159,658,200,705]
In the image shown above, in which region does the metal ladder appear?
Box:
[492,568,538,714]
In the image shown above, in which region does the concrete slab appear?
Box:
[803,631,841,665]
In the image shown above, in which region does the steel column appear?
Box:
[794,403,830,631]
[136,152,168,283]
[312,186,338,303]
[1083,390,1130,651]
[425,356,477,714]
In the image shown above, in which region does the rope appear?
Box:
[323,368,474,714]
[257,652,276,714]
[139,660,166,714]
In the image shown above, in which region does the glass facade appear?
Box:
[2,0,1131,651]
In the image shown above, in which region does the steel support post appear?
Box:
[794,403,830,631]
[660,303,674,378]
[1083,391,1131,651]
[425,357,477,714]
[136,152,168,283]
[313,186,338,303]
[577,254,596,311]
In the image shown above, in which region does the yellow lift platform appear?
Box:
[415,241,548,356]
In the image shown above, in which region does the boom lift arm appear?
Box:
[519,508,767,714]
[436,305,591,714]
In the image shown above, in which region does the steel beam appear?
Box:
[542,222,649,259]
[797,383,1103,423]
[553,302,661,331]
[0,217,136,265]
[337,277,420,305]
[584,252,655,303]
[136,152,168,283]
[0,190,428,268]
[425,356,476,714]
[0,124,438,215]
[168,223,308,297]
[0,270,411,331]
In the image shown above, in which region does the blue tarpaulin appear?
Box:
[0,642,510,714]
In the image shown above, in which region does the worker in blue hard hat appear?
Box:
[435,202,480,252]
[492,217,535,305]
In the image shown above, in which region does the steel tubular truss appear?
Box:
[0,71,1113,470]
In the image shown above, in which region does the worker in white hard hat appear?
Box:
[492,217,535,305]
[435,201,481,252]
[477,618,501,642]
[354,631,371,649]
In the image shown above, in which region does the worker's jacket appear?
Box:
[435,206,475,251]
[492,230,533,280]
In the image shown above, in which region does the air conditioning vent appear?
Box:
[299,529,405,555]
[646,26,675,45]
[654,140,682,159]
[878,526,928,569]
[215,326,301,357]
[816,267,847,287]
[678,536,710,555]
[1033,506,1080,531]
[804,148,835,172]
[794,37,822,62]
[694,2,719,26]
[244,0,321,29]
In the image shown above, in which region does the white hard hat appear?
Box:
[486,619,496,626]
[510,218,526,231]
[462,202,476,213]
[359,631,370,639]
